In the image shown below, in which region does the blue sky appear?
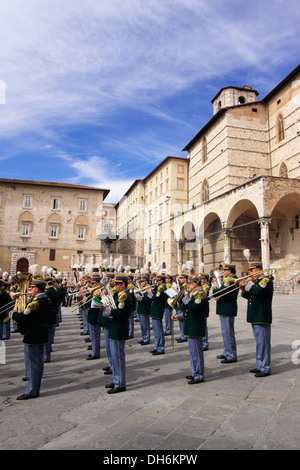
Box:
[0,0,299,202]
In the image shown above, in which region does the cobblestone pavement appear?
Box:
[0,294,299,451]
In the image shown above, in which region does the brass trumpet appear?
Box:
[208,268,276,302]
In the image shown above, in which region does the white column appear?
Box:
[258,218,271,269]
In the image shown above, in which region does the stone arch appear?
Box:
[227,199,260,270]
[18,210,35,232]
[10,250,36,276]
[270,193,300,262]
[46,212,62,236]
[73,214,89,236]
[203,212,223,270]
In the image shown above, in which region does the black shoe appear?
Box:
[22,377,29,381]
[186,375,194,380]
[103,366,111,371]
[176,338,187,343]
[128,335,134,339]
[17,393,39,400]
[107,387,126,394]
[250,368,260,373]
[105,382,115,389]
[87,345,92,350]
[140,341,150,345]
[217,354,226,359]
[84,338,91,342]
[221,358,237,363]
[255,371,270,377]
[203,346,209,351]
[104,368,112,375]
[86,355,100,360]
[149,349,157,353]
[188,378,204,384]
[164,332,171,336]
[152,350,165,355]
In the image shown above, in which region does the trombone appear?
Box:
[208,268,276,302]
[70,285,100,311]
[133,284,156,295]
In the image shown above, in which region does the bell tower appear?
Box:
[211,84,259,115]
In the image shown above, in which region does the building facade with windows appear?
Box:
[0,179,109,276]
[180,64,300,278]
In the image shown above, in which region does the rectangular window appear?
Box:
[177,178,184,190]
[79,200,86,211]
[49,249,56,261]
[22,223,29,237]
[178,164,184,173]
[52,198,59,210]
[50,225,58,238]
[77,227,85,239]
[24,196,32,208]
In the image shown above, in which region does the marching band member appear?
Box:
[212,263,238,363]
[175,274,188,343]
[44,277,60,363]
[100,272,115,375]
[127,274,136,339]
[240,262,273,377]
[164,274,173,336]
[0,280,12,340]
[200,274,211,350]
[86,273,102,360]
[9,277,51,400]
[179,276,208,384]
[148,274,167,355]
[134,275,152,345]
[100,275,131,394]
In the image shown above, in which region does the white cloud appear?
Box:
[0,0,299,200]
[57,153,134,203]
[0,0,298,135]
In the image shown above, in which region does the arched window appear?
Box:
[277,114,285,142]
[201,179,209,203]
[202,137,207,163]
[279,162,288,178]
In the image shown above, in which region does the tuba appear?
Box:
[211,268,223,288]
[12,272,33,312]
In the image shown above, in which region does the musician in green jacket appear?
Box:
[100,275,131,394]
[240,262,273,377]
[212,263,238,363]
[181,277,207,384]
[135,275,152,345]
[10,277,51,400]
[149,275,167,355]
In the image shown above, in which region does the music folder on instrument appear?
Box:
[164,287,179,298]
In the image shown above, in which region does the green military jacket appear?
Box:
[136,291,152,316]
[107,290,131,341]
[46,285,59,324]
[183,293,207,338]
[12,293,50,345]
[242,277,273,324]
[150,285,166,320]
[213,275,238,317]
